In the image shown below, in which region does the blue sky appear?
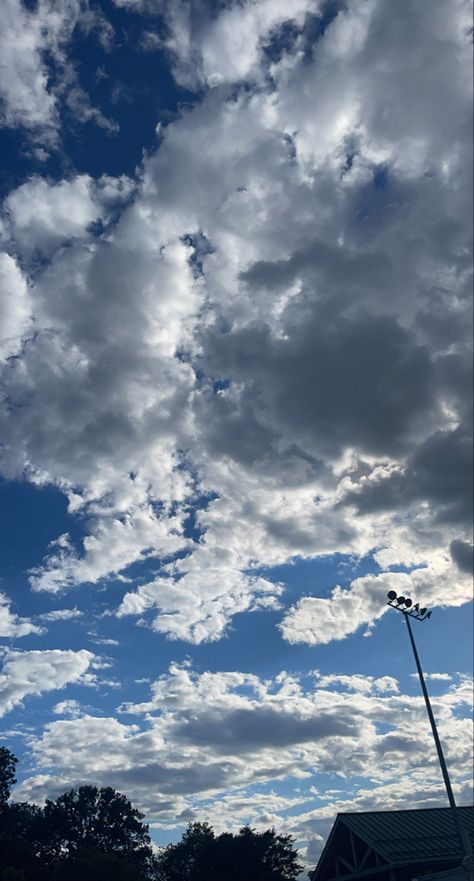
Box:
[0,0,472,871]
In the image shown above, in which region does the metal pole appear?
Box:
[404,613,456,807]
[403,612,466,856]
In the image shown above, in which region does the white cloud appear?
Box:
[3,176,104,256]
[113,0,320,88]
[13,664,473,856]
[0,0,61,133]
[0,0,116,141]
[0,253,31,360]
[172,0,320,88]
[280,553,473,646]
[0,592,43,638]
[30,504,187,593]
[38,607,83,622]
[0,0,471,645]
[314,673,399,694]
[90,637,120,646]
[410,672,453,682]
[0,647,95,716]
[52,698,83,717]
[117,556,283,643]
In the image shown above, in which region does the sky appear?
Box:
[0,0,473,872]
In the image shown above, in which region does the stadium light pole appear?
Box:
[386,592,468,858]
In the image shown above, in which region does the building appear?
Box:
[414,863,474,881]
[310,805,473,881]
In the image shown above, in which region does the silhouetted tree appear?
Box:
[0,747,17,804]
[0,753,302,881]
[2,870,26,881]
[0,801,50,880]
[156,822,302,881]
[50,846,149,880]
[42,786,157,877]
[155,822,215,881]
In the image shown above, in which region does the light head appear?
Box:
[386,592,433,621]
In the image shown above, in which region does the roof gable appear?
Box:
[311,806,474,881]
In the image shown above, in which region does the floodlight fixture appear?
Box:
[386,592,433,621]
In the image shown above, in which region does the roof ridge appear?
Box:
[338,805,473,816]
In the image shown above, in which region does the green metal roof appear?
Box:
[340,806,473,863]
[311,806,474,880]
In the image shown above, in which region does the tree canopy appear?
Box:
[50,847,148,881]
[155,821,302,881]
[0,750,304,880]
[0,750,157,881]
[0,747,17,804]
[42,784,156,874]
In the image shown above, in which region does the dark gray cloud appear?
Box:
[194,386,277,467]
[200,310,438,461]
[173,705,359,752]
[450,539,474,575]
[342,426,473,527]
[240,238,390,299]
[111,760,236,796]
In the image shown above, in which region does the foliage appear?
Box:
[42,785,156,875]
[155,822,215,881]
[156,822,303,881]
[50,846,148,880]
[0,747,17,804]
[0,753,303,881]
[0,758,157,881]
[0,801,49,879]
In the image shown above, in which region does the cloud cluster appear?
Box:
[0,593,42,639]
[0,647,95,716]
[38,607,83,622]
[0,253,31,361]
[0,0,472,645]
[161,0,321,89]
[12,663,473,866]
[1,6,472,874]
[280,552,473,645]
[3,176,104,256]
[117,562,283,643]
[0,0,115,142]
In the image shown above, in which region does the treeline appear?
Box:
[0,748,303,880]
